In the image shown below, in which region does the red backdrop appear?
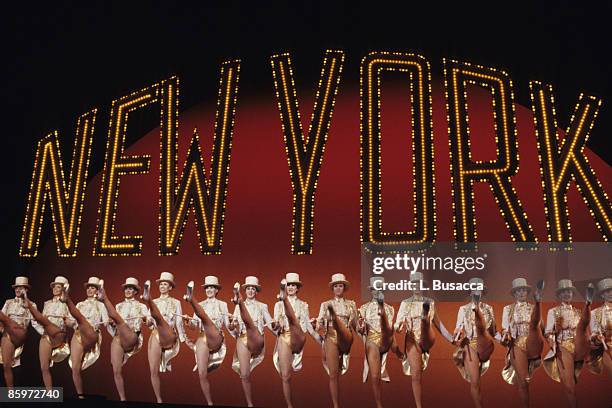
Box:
[23,80,611,407]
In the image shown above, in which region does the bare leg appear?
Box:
[62,287,97,351]
[1,334,16,388]
[366,342,383,408]
[375,293,393,354]
[327,304,353,354]
[527,283,544,359]
[510,346,530,408]
[419,302,436,353]
[98,285,138,352]
[557,347,577,408]
[69,334,85,395]
[195,336,213,406]
[110,336,127,401]
[406,343,424,408]
[147,334,163,403]
[279,282,305,354]
[278,339,295,408]
[39,337,53,389]
[0,312,27,347]
[473,302,494,362]
[232,286,264,356]
[324,339,341,408]
[142,282,176,350]
[185,282,222,353]
[23,294,64,345]
[464,345,483,408]
[575,285,594,361]
[236,339,254,407]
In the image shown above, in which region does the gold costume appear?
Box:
[395,296,434,376]
[67,298,108,371]
[542,304,583,382]
[317,298,357,376]
[359,300,394,382]
[272,296,314,373]
[230,299,272,374]
[500,302,542,384]
[191,298,230,373]
[586,304,612,375]
[109,298,149,365]
[0,297,36,368]
[453,302,495,382]
[32,297,72,366]
[149,295,185,373]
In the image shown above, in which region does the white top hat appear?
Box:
[12,276,30,288]
[156,272,176,287]
[510,277,531,294]
[555,279,576,294]
[83,276,101,289]
[368,276,384,289]
[242,276,261,291]
[50,276,69,289]
[329,273,350,289]
[285,272,302,286]
[121,277,141,292]
[410,272,425,282]
[596,277,612,296]
[469,277,485,294]
[202,275,222,289]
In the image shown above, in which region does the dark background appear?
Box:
[1,3,610,405]
[3,3,611,274]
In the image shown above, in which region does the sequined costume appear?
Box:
[273,295,316,373]
[317,298,357,376]
[359,300,394,382]
[191,298,230,373]
[542,304,583,382]
[31,297,71,366]
[107,298,149,365]
[230,299,272,374]
[67,298,108,370]
[0,297,36,367]
[453,302,495,381]
[148,295,185,372]
[395,296,434,376]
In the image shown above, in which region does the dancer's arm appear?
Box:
[175,300,186,342]
[31,302,45,335]
[453,306,465,342]
[221,302,231,333]
[303,302,322,344]
[228,305,240,337]
[98,301,109,330]
[487,304,496,336]
[262,303,274,334]
[394,300,407,331]
[544,308,555,347]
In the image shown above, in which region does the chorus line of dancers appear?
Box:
[0,272,610,408]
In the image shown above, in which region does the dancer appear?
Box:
[542,279,583,408]
[357,277,403,408]
[395,272,453,408]
[183,275,230,406]
[273,272,321,408]
[453,277,496,408]
[98,277,149,401]
[141,272,186,404]
[228,276,273,407]
[316,273,357,408]
[500,278,545,408]
[24,276,71,389]
[588,277,612,377]
[64,276,108,397]
[0,277,35,388]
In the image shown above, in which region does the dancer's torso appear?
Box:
[457,302,494,340]
[116,299,149,332]
[42,297,70,330]
[75,298,107,329]
[196,298,229,331]
[274,296,310,332]
[590,304,611,346]
[359,300,394,333]
[396,296,434,341]
[2,298,34,328]
[318,298,357,329]
[502,301,533,340]
[546,304,580,342]
[233,299,270,335]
